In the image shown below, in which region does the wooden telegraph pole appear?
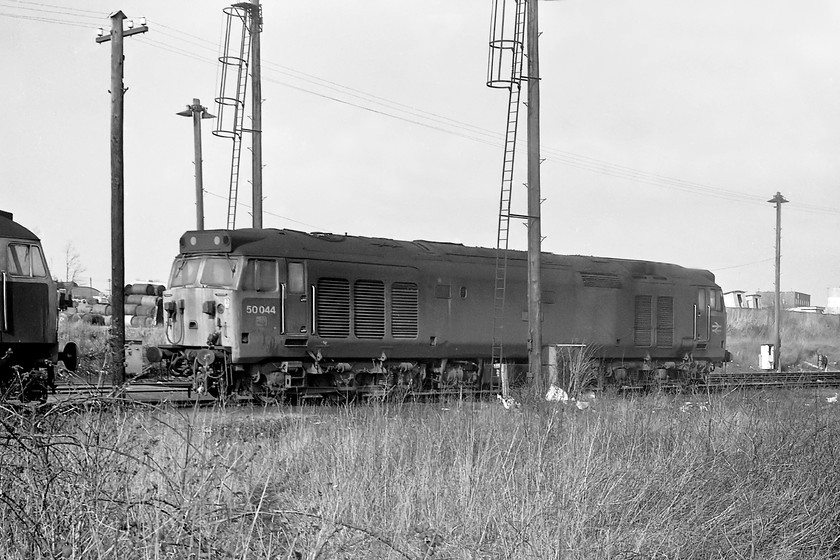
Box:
[249,0,263,228]
[96,12,148,384]
[526,0,543,383]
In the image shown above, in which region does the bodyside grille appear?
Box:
[656,296,674,348]
[391,282,419,339]
[316,278,350,338]
[354,280,385,339]
[634,295,652,346]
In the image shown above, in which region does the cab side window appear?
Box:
[242,259,278,292]
[711,289,723,312]
[7,244,46,277]
[287,262,305,293]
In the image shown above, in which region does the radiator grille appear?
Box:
[656,296,674,348]
[316,278,350,338]
[354,280,385,339]
[581,272,622,289]
[391,282,419,339]
[634,295,653,346]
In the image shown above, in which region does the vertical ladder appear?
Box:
[487,0,527,390]
[213,4,254,230]
[225,30,250,230]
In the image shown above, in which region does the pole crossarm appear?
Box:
[96,25,148,43]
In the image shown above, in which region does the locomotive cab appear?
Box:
[158,231,311,394]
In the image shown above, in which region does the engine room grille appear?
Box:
[391,282,419,339]
[316,278,350,338]
[634,295,653,347]
[581,272,622,289]
[656,296,674,348]
[354,280,385,339]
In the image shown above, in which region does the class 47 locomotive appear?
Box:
[0,210,77,403]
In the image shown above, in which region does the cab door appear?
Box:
[239,258,281,359]
[280,260,308,338]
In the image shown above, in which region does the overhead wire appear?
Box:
[0,0,102,16]
[0,10,94,27]
[6,1,840,219]
[201,190,323,231]
[0,0,104,19]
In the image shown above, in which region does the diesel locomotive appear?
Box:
[151,228,728,399]
[0,210,77,402]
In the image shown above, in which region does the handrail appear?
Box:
[311,284,317,335]
[692,304,698,340]
[280,283,286,335]
[2,272,7,332]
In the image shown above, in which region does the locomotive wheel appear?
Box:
[170,356,191,377]
[20,379,48,404]
[205,369,227,400]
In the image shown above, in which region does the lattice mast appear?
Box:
[487,0,527,394]
[213,1,262,230]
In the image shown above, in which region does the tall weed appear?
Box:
[3,391,840,558]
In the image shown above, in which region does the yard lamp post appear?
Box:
[768,191,788,373]
[177,99,215,230]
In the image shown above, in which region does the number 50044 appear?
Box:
[245,305,276,314]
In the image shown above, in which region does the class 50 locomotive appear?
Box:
[150,228,729,401]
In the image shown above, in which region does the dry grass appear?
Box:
[2,390,840,559]
[726,309,840,371]
[58,322,167,378]
[20,314,839,557]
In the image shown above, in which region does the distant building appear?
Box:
[724,290,761,309]
[725,290,811,310]
[754,291,810,309]
[66,285,109,305]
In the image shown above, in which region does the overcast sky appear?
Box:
[1,0,838,305]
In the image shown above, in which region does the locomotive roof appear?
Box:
[0,210,39,242]
[180,228,716,283]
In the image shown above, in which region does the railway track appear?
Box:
[47,378,215,405]
[5,369,836,407]
[705,369,840,389]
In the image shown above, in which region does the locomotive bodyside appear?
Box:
[156,229,727,397]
